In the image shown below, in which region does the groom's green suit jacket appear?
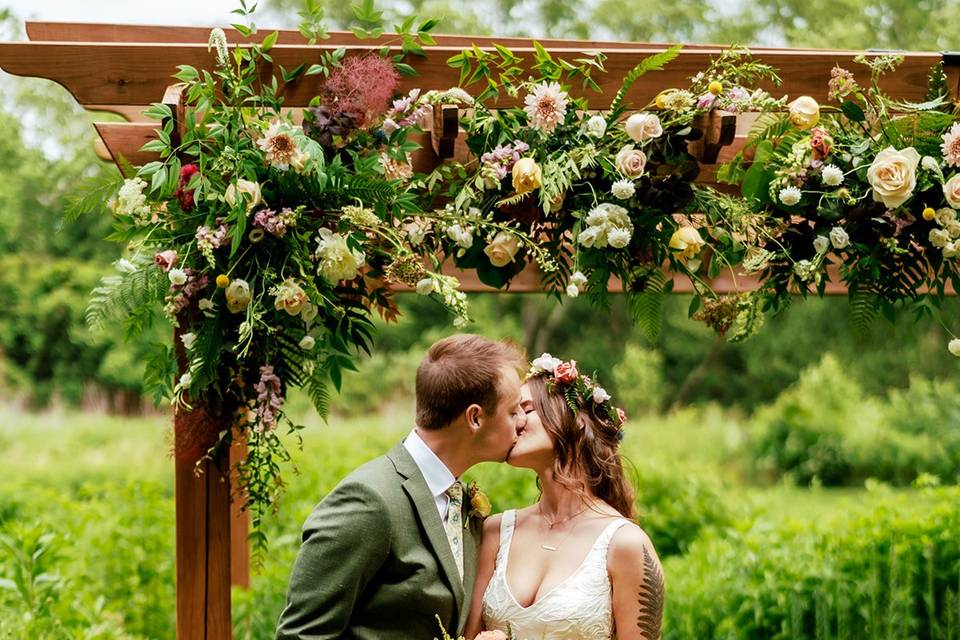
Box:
[275,442,483,640]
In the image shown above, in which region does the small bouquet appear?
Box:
[434,616,513,640]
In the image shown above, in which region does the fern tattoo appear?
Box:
[637,546,664,640]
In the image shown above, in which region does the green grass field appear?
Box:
[1,402,956,639]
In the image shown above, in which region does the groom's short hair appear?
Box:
[415,334,525,430]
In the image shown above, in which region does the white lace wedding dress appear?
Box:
[480,509,629,640]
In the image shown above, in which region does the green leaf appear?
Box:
[150,165,168,194]
[841,99,866,122]
[606,45,682,123]
[394,62,417,77]
[741,164,772,203]
[138,139,168,153]
[261,30,278,51]
[143,103,173,121]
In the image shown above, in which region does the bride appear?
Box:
[464,353,665,640]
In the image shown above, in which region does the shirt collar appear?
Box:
[403,428,457,498]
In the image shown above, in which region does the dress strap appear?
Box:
[596,518,631,555]
[494,509,517,569]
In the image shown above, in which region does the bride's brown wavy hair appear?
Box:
[526,374,635,519]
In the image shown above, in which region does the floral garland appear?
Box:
[717,56,960,340]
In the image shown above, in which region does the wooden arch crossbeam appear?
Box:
[1,24,959,640]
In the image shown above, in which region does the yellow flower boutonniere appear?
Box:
[465,481,491,527]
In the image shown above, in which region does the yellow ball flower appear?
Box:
[654,89,676,109]
[216,274,230,288]
[708,81,723,95]
[923,207,937,221]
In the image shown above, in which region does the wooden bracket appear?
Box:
[431,103,460,159]
[688,109,737,164]
[163,83,188,151]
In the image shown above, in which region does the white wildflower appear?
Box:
[611,179,636,200]
[821,165,844,186]
[779,186,802,206]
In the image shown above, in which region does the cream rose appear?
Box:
[624,113,663,143]
[224,179,262,213]
[943,174,960,209]
[483,231,521,267]
[867,146,921,208]
[615,145,647,179]
[273,278,309,316]
[512,157,542,194]
[225,279,252,314]
[669,226,705,261]
[788,96,820,130]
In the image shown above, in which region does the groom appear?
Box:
[275,334,527,639]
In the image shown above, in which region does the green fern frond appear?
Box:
[848,289,879,338]
[65,171,125,222]
[629,269,667,342]
[607,45,682,122]
[86,257,166,334]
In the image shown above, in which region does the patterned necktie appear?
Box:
[444,481,464,580]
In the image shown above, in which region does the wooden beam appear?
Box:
[0,41,947,109]
[23,21,868,51]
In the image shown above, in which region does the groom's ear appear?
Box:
[465,404,483,432]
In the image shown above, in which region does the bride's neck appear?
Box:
[536,468,596,517]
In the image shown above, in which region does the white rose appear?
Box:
[788,96,820,130]
[949,338,960,357]
[299,335,316,351]
[930,228,951,248]
[224,179,262,213]
[944,240,960,258]
[180,332,197,350]
[829,227,850,249]
[821,165,844,186]
[168,268,188,286]
[813,236,830,254]
[611,179,635,200]
[571,271,589,289]
[624,112,663,143]
[943,174,960,208]
[483,231,521,267]
[608,228,632,249]
[585,114,607,138]
[592,386,611,403]
[446,223,474,249]
[585,206,609,227]
[416,277,436,296]
[531,353,562,374]
[566,283,580,298]
[578,226,600,248]
[938,208,958,225]
[867,146,920,208]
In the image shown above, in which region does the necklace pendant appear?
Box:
[541,544,558,551]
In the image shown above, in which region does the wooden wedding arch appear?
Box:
[0,21,958,639]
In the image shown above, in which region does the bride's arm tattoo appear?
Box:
[636,546,664,640]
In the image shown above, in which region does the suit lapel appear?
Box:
[388,444,466,619]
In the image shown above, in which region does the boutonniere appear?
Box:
[465,481,491,527]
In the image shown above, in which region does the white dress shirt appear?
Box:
[403,428,457,519]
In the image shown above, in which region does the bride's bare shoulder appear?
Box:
[608,521,661,567]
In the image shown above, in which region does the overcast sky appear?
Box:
[3,0,279,28]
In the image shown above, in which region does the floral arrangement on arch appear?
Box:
[432,45,783,340]
[84,4,540,553]
[717,55,960,340]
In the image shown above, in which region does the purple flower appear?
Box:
[254,365,283,432]
[697,92,717,110]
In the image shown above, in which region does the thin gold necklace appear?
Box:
[537,502,592,551]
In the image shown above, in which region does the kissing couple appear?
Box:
[275,334,664,640]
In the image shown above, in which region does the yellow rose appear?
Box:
[225,279,252,314]
[224,179,262,213]
[669,226,705,261]
[512,158,542,194]
[483,231,521,267]
[788,96,820,130]
[867,146,920,208]
[470,489,492,518]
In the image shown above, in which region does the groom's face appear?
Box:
[474,365,526,462]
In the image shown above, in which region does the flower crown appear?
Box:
[526,353,627,438]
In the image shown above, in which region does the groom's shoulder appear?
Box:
[330,446,404,495]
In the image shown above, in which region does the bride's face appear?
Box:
[506,383,555,469]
